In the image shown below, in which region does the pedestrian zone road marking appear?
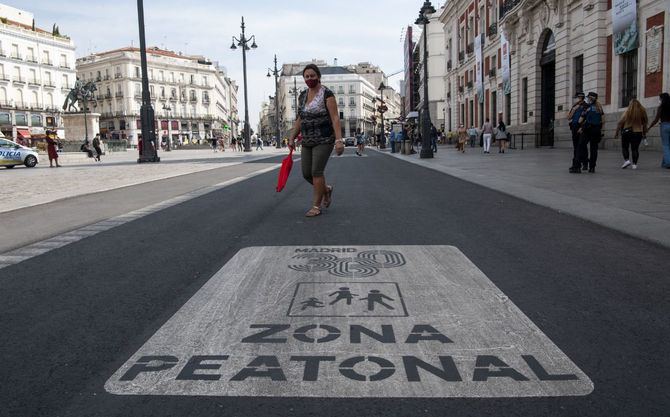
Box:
[106,246,594,398]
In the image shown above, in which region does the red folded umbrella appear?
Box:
[276,147,294,192]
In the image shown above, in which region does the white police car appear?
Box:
[0,138,39,169]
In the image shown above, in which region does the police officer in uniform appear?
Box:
[568,92,587,173]
[577,92,605,173]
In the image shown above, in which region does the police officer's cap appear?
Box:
[587,92,598,99]
[575,92,585,98]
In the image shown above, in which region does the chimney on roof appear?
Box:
[334,58,338,66]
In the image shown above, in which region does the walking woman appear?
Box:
[614,98,648,169]
[495,118,509,153]
[648,92,670,168]
[481,118,494,153]
[288,64,344,217]
[45,130,61,168]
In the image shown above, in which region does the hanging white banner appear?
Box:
[612,0,638,55]
[501,31,511,95]
[475,34,484,104]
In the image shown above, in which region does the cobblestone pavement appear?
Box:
[383,144,670,248]
[0,147,287,213]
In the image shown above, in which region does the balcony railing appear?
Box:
[458,85,464,93]
[114,73,123,79]
[62,85,72,92]
[115,91,124,97]
[10,53,22,60]
[105,93,112,99]
[26,55,38,63]
[466,81,473,89]
[30,102,43,110]
[0,100,12,107]
[169,96,177,101]
[202,98,210,105]
[180,96,187,102]
[103,75,111,80]
[488,23,498,37]
[15,101,28,109]
[59,63,71,69]
[189,97,197,102]
[0,49,6,57]
[447,60,452,71]
[42,59,53,66]
[489,68,497,77]
[44,82,56,88]
[458,51,465,62]
[500,0,522,20]
[28,78,41,86]
[0,74,9,81]
[134,93,142,99]
[466,43,474,55]
[13,76,25,84]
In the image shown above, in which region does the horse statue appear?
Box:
[62,79,98,112]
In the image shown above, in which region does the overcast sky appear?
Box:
[10,0,442,127]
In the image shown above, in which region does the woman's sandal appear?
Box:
[323,186,333,208]
[305,206,321,217]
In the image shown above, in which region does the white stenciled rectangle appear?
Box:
[105,246,594,398]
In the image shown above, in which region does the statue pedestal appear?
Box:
[62,112,100,142]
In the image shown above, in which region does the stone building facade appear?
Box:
[76,47,238,146]
[0,4,76,141]
[438,0,669,149]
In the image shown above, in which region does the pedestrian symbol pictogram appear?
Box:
[287,282,409,317]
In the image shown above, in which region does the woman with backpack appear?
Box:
[647,92,670,168]
[614,98,648,170]
[288,64,344,217]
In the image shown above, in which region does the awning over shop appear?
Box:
[17,129,31,138]
[406,111,419,119]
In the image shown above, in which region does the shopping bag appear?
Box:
[276,147,294,192]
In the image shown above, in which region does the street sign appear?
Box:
[106,246,593,398]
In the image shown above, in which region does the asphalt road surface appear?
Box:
[1,148,668,417]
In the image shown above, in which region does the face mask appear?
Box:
[305,79,319,88]
[585,97,592,104]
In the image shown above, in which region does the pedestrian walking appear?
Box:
[577,92,605,173]
[230,137,237,152]
[92,134,103,161]
[355,131,365,156]
[288,64,344,217]
[45,130,61,168]
[468,125,477,148]
[568,92,588,173]
[481,118,494,153]
[495,118,509,153]
[237,138,244,151]
[211,137,218,152]
[614,98,648,170]
[430,124,438,153]
[457,124,467,153]
[647,92,670,168]
[255,135,263,151]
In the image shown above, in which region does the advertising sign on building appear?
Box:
[501,31,511,95]
[475,34,484,104]
[612,0,638,55]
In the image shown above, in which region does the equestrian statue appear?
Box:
[62,78,98,112]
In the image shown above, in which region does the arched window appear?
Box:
[540,31,555,65]
[0,87,6,102]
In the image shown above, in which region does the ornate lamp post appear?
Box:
[266,54,282,148]
[377,82,388,149]
[136,0,160,163]
[416,0,436,159]
[230,17,258,152]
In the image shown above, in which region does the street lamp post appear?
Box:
[136,0,160,163]
[230,17,258,152]
[266,54,282,148]
[289,78,300,130]
[377,82,388,149]
[416,0,436,159]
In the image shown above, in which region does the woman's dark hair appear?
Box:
[302,64,321,79]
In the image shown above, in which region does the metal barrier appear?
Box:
[507,133,542,150]
[58,140,129,153]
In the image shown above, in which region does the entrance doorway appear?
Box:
[539,30,556,147]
